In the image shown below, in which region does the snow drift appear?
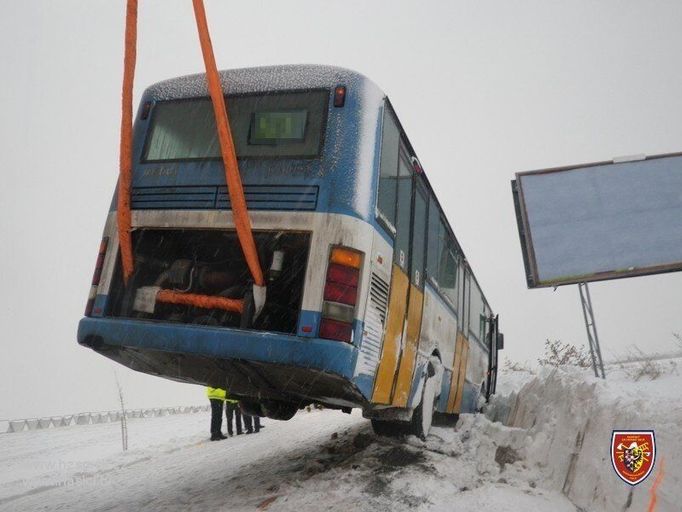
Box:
[486,362,681,512]
[0,360,679,511]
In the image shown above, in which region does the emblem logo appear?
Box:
[611,431,656,485]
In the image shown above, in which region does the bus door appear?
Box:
[390,179,428,407]
[447,267,471,413]
[485,314,500,400]
[372,152,419,404]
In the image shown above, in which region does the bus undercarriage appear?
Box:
[81,332,366,420]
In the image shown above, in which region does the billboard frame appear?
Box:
[512,151,682,288]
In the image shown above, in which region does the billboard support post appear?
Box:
[578,282,605,379]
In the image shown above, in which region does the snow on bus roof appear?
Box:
[145,64,385,101]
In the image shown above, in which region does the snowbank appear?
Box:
[269,361,681,511]
[0,360,679,511]
[488,361,681,512]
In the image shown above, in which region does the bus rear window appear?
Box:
[142,90,328,161]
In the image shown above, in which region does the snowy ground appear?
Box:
[1,360,680,511]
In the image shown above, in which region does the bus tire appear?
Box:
[409,357,443,440]
[240,400,264,417]
[370,418,409,437]
[433,411,459,427]
[260,399,297,421]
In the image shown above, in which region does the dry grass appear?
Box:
[618,346,666,381]
[503,358,534,373]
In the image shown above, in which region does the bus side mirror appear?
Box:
[496,332,504,350]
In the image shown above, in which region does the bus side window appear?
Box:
[426,197,441,282]
[394,152,413,271]
[377,107,400,229]
[410,185,428,287]
[483,304,492,345]
[462,269,471,334]
[438,227,458,307]
[469,281,485,342]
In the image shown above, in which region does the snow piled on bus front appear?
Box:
[1,358,680,511]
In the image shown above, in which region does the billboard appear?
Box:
[512,152,682,288]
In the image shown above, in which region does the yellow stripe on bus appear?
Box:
[391,285,424,408]
[447,332,469,414]
[446,333,464,412]
[453,341,469,413]
[371,264,410,404]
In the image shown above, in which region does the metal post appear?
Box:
[578,282,606,379]
[115,373,128,451]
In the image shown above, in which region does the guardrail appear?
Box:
[1,405,210,434]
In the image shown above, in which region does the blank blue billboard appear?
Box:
[512,153,682,288]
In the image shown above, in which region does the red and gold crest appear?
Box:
[611,431,656,485]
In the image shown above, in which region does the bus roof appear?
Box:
[142,64,494,313]
[143,64,385,102]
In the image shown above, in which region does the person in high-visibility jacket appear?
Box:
[207,387,227,441]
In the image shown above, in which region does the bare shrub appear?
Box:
[673,332,682,350]
[621,347,664,381]
[503,358,533,373]
[538,339,591,368]
[623,360,663,381]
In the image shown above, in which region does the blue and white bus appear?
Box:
[78,65,503,438]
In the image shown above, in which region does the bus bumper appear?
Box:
[77,317,364,406]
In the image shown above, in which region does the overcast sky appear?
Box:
[1,0,681,420]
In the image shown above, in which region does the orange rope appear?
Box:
[156,290,244,314]
[191,0,265,287]
[647,458,665,512]
[117,0,138,284]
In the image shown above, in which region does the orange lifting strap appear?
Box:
[117,0,137,284]
[116,0,265,313]
[191,0,265,287]
[156,290,244,314]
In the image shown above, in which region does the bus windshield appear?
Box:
[142,90,328,162]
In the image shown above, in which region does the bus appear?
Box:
[78,64,503,438]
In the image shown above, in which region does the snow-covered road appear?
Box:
[0,407,576,512]
[1,360,680,511]
[0,409,363,511]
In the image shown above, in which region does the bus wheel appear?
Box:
[370,418,409,437]
[260,399,297,421]
[240,400,264,417]
[433,411,459,427]
[410,357,443,440]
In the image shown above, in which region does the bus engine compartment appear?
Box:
[107,229,311,334]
